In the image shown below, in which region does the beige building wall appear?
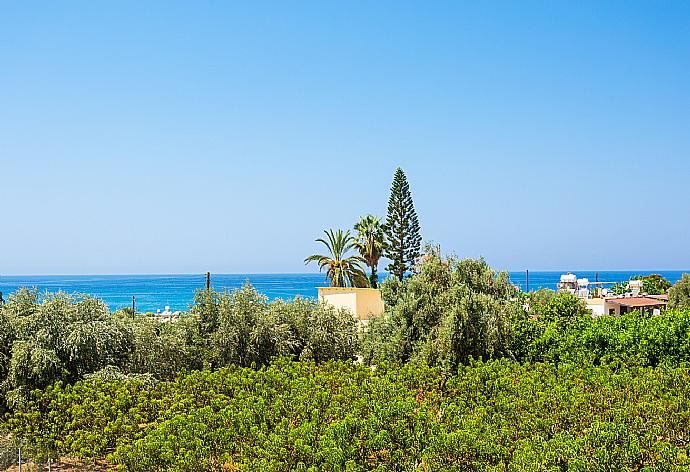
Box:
[604,300,623,316]
[585,298,605,317]
[318,287,385,322]
[602,299,666,316]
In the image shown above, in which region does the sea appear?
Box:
[0,271,687,313]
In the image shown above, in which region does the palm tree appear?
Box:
[305,229,369,288]
[353,215,387,288]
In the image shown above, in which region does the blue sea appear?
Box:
[0,271,687,313]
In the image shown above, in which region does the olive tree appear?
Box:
[191,284,359,368]
[669,274,690,309]
[362,247,516,370]
[1,289,132,407]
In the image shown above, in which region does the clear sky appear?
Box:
[1,1,689,274]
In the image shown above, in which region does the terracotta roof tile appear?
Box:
[606,297,668,307]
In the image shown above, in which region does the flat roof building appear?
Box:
[604,296,667,316]
[317,287,384,329]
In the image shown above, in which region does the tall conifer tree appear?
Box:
[385,168,422,280]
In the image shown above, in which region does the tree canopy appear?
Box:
[669,273,690,309]
[305,229,369,288]
[362,246,516,369]
[384,167,422,281]
[353,215,386,288]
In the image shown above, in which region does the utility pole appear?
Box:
[526,269,529,293]
[206,272,211,290]
[132,296,136,318]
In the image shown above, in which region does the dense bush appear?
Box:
[7,359,690,471]
[0,289,134,408]
[3,255,690,470]
[612,274,672,295]
[364,249,690,370]
[512,292,690,366]
[190,284,359,367]
[0,285,358,409]
[362,249,516,370]
[669,273,690,309]
[639,274,672,294]
[508,292,591,363]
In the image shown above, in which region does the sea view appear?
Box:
[1,270,687,312]
[4,2,690,469]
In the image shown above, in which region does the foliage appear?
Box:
[190,284,359,368]
[367,266,690,369]
[4,264,690,470]
[611,280,629,295]
[363,247,516,370]
[0,289,133,408]
[121,313,204,379]
[305,229,369,288]
[353,215,387,288]
[509,292,599,364]
[384,167,422,281]
[511,295,690,366]
[612,274,672,295]
[669,273,690,309]
[7,359,690,471]
[0,285,359,410]
[639,273,672,294]
[0,306,14,385]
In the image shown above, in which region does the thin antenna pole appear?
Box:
[206,272,211,290]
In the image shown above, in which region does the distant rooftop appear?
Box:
[606,297,668,308]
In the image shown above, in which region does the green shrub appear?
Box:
[0,285,359,410]
[7,359,690,471]
[640,273,672,294]
[512,296,690,367]
[364,250,516,369]
[191,284,359,367]
[669,273,690,309]
[612,274,672,295]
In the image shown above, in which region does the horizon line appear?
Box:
[2,269,689,278]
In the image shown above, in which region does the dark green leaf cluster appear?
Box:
[669,273,690,309]
[7,359,690,470]
[0,289,134,409]
[353,215,387,288]
[612,274,672,295]
[0,285,358,410]
[364,250,690,370]
[385,168,422,280]
[189,284,359,367]
[362,249,516,370]
[510,291,690,366]
[305,230,369,288]
[639,274,672,295]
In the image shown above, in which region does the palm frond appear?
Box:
[305,228,370,288]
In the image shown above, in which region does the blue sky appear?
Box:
[1,1,689,274]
